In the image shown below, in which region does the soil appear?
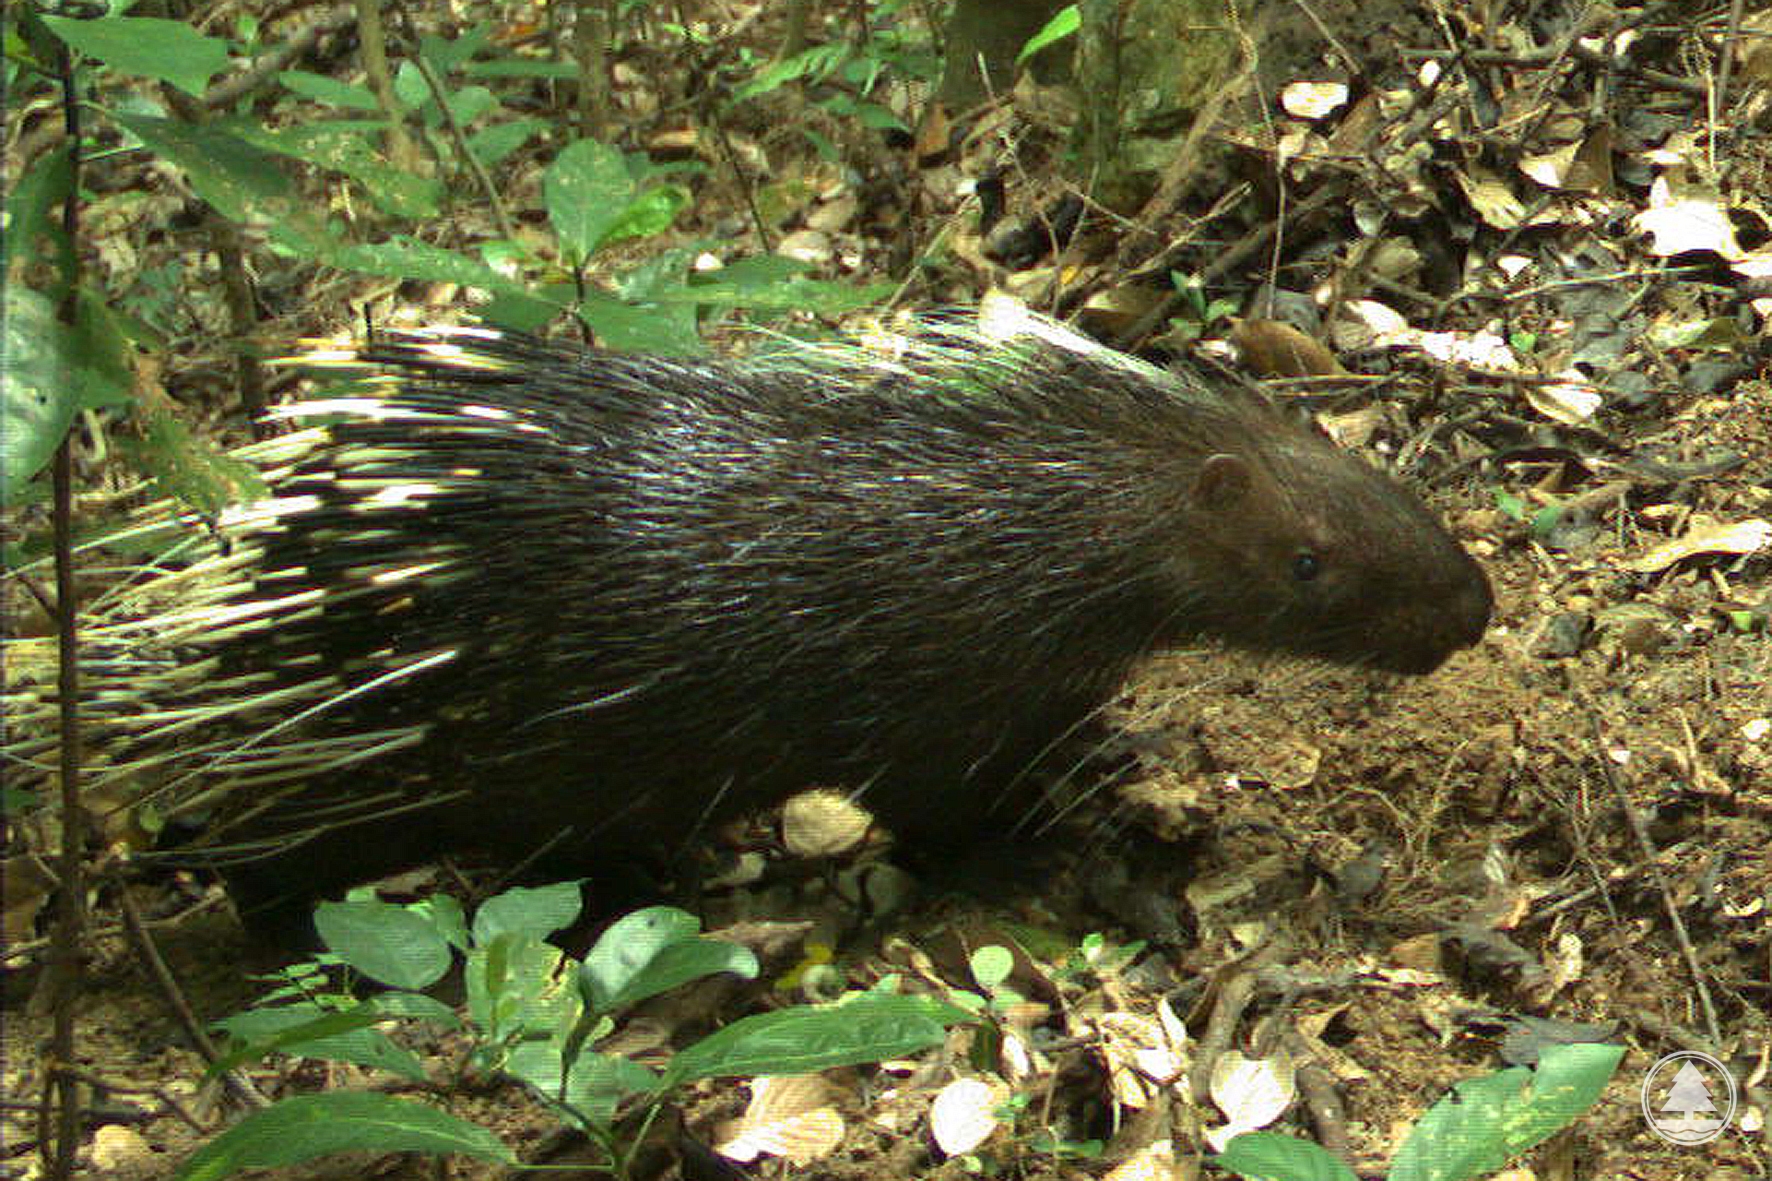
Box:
[3,0,1768,1179]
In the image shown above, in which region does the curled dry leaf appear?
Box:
[1622,517,1772,574]
[1096,1012,1185,1110]
[1525,380,1604,425]
[781,788,872,857]
[716,1074,845,1165]
[930,1076,1007,1156]
[1633,176,1744,259]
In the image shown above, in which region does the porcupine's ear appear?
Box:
[1191,453,1254,513]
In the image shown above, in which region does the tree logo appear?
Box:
[1640,1050,1736,1145]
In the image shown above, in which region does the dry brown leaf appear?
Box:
[781,788,872,857]
[1622,517,1772,573]
[716,1074,846,1165]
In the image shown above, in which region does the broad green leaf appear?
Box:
[113,114,318,248]
[597,184,690,247]
[970,946,1014,991]
[44,16,229,97]
[580,932,756,1018]
[173,1092,513,1181]
[2,287,132,502]
[410,894,471,952]
[212,1005,425,1082]
[503,1042,657,1131]
[467,117,547,166]
[545,139,637,262]
[278,69,380,110]
[316,237,527,293]
[463,59,581,80]
[1389,1043,1625,1181]
[471,882,583,945]
[577,290,701,355]
[315,899,452,991]
[580,907,702,1014]
[663,993,972,1085]
[1212,1131,1359,1181]
[7,151,73,277]
[230,122,442,219]
[465,932,571,1042]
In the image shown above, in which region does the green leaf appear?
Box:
[471,882,583,946]
[663,993,973,1086]
[6,151,73,277]
[1212,1131,1360,1181]
[579,907,702,1014]
[2,287,132,502]
[229,122,442,220]
[1389,1043,1625,1181]
[464,933,571,1042]
[579,921,757,1017]
[113,114,318,248]
[462,59,581,80]
[970,946,1014,991]
[173,1092,514,1181]
[410,894,471,953]
[278,69,380,110]
[1017,5,1080,64]
[212,1004,426,1082]
[43,15,230,98]
[576,290,701,355]
[315,237,528,293]
[467,117,547,167]
[597,184,690,248]
[314,899,452,991]
[545,139,639,263]
[502,1043,658,1131]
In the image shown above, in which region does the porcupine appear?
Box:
[2,302,1492,933]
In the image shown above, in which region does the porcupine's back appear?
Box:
[3,310,1491,927]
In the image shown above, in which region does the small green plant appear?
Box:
[1168,272,1241,344]
[1017,4,1082,65]
[731,0,942,147]
[175,886,974,1180]
[1212,1042,1625,1181]
[1494,488,1565,540]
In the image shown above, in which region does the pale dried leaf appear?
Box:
[781,789,871,857]
[1205,1051,1297,1152]
[1622,518,1772,573]
[1457,166,1527,229]
[717,1075,845,1165]
[1633,177,1744,259]
[1524,381,1604,425]
[930,1077,1003,1156]
[1280,80,1349,119]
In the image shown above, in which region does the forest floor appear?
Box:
[3,0,1768,1178]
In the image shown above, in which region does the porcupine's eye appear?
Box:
[1291,552,1322,582]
